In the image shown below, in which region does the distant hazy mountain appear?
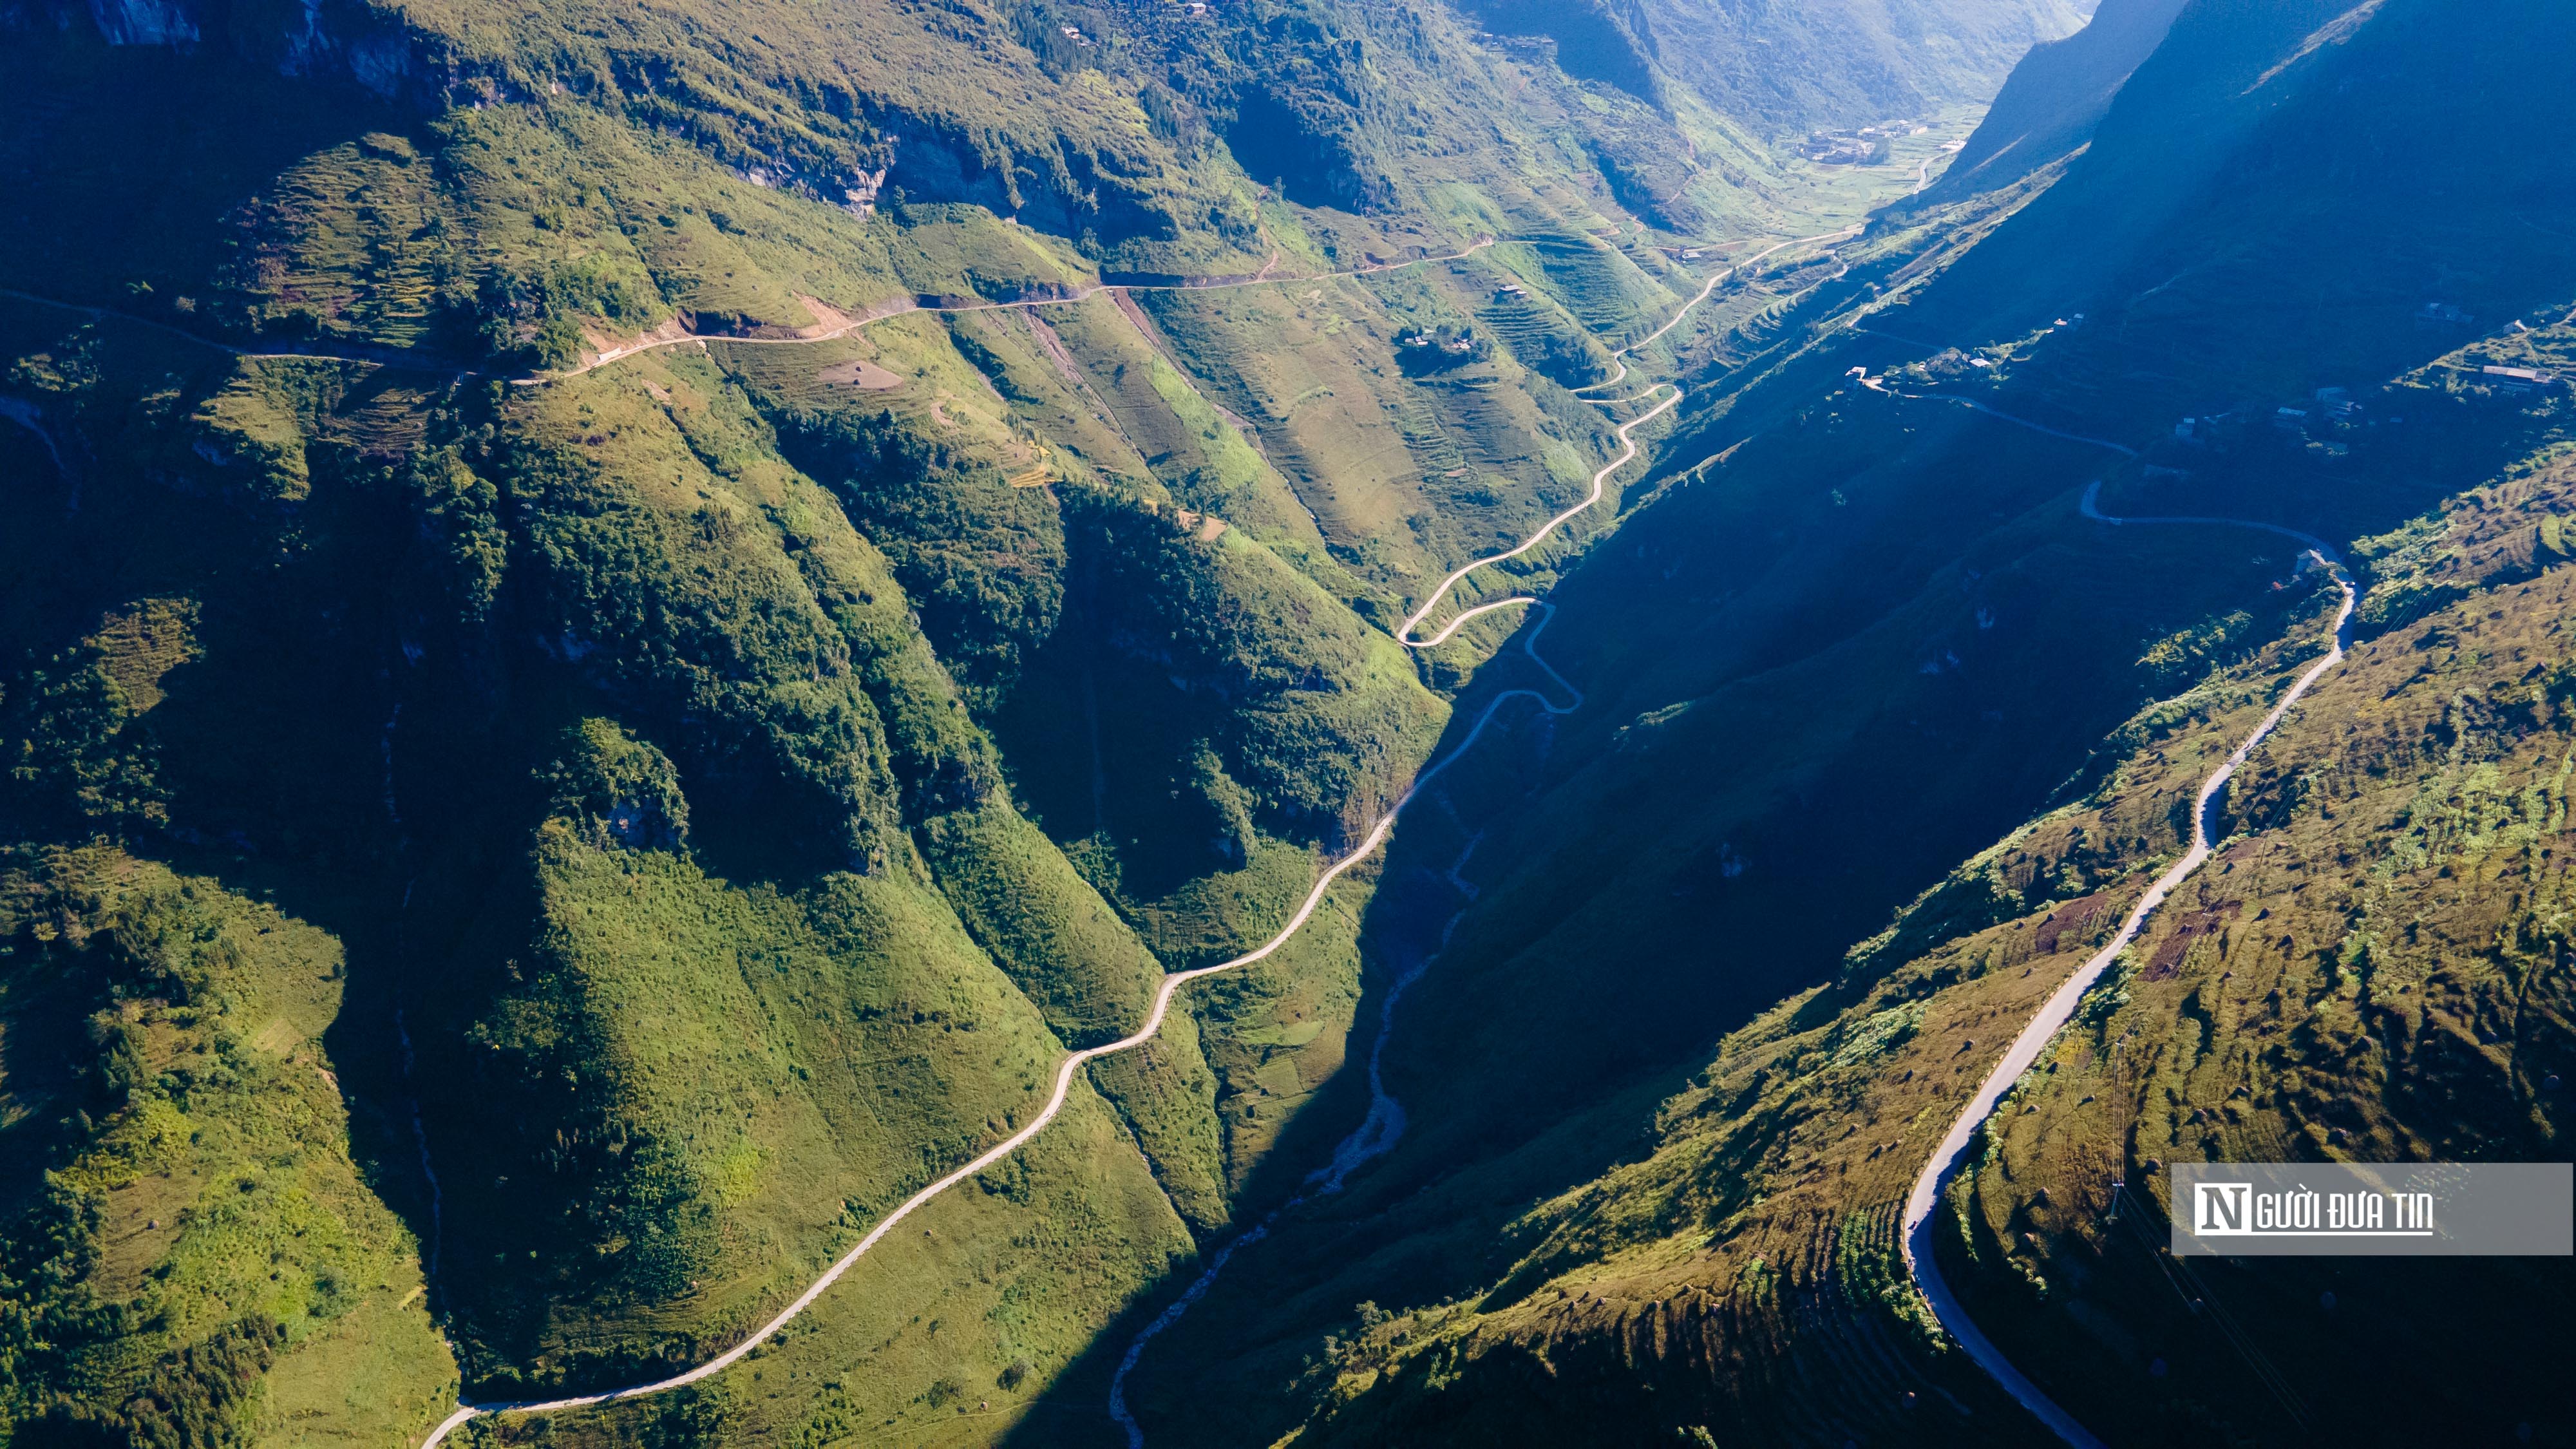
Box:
[1920,0,2184,200]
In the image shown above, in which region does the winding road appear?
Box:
[1395,227,1861,650]
[415,224,1868,1449]
[538,237,1522,382]
[1,243,1510,388]
[1893,405,2355,1445]
[1098,226,1864,1444]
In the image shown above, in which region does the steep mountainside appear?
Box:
[1108,3,2576,1446]
[16,1,2555,1447]
[1917,0,2183,201]
[1463,0,2088,128]
[0,0,2075,1446]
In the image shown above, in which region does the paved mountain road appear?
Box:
[1101,225,1864,1446]
[1396,227,1861,651]
[1890,384,2356,1448]
[416,225,1866,1449]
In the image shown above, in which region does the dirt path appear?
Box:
[2,223,1806,399]
[5,240,1508,391]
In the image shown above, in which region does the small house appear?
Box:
[2482,365,2562,393]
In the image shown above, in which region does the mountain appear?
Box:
[10,0,2561,1446]
[0,0,2083,1446]
[1106,2,2576,1446]
[1461,0,2091,126]
[1917,0,2183,201]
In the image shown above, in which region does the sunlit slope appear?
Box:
[0,0,2107,1441]
[0,268,1435,1445]
[0,848,457,1448]
[1106,3,2576,1445]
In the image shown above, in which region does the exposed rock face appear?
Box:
[278,0,415,96]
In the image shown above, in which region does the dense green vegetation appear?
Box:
[1100,4,2576,1447]
[52,0,2576,1446]
[0,848,456,1448]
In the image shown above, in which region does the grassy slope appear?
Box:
[1159,355,2576,1449]
[0,848,456,1446]
[1133,258,1620,621]
[0,274,1260,1446]
[0,0,2094,1443]
[0,115,1452,1446]
[1097,5,2576,1446]
[373,352,1234,1412]
[435,822,1200,1420]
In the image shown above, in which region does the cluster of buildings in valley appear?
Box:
[1801,120,1931,166]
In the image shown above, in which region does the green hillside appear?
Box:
[0,0,2082,1441]
[1104,2,2576,1446]
[10,0,2561,1446]
[0,846,457,1448]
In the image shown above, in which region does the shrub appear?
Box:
[541,718,691,851]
